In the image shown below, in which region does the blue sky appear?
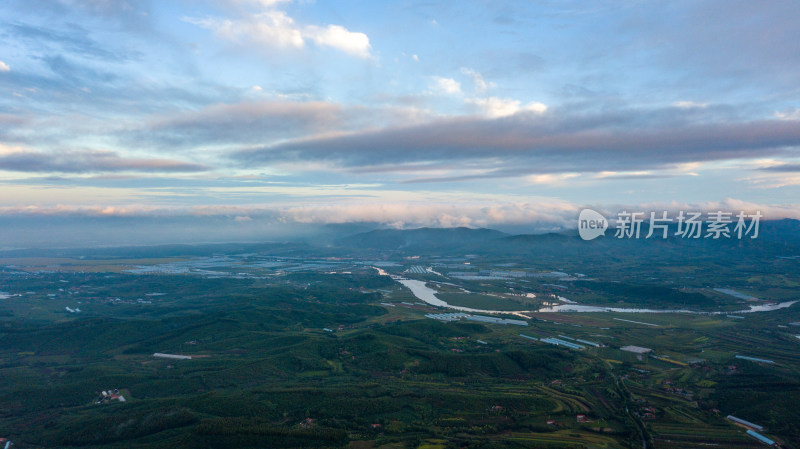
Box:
[1,0,800,244]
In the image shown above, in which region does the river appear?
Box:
[396,279,525,314]
[394,277,798,316]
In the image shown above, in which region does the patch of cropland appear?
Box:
[572,281,718,308]
[436,292,535,311]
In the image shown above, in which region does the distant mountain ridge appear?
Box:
[1,219,798,258]
[335,219,800,258]
[337,227,508,250]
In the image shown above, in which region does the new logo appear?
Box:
[578,209,608,241]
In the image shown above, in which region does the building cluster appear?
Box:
[153,352,192,360]
[518,333,607,351]
[425,313,528,326]
[557,335,602,347]
[95,388,126,404]
[541,337,585,350]
[661,380,694,399]
[466,315,528,326]
[620,345,652,360]
[727,416,778,446]
[425,313,469,322]
[735,355,775,364]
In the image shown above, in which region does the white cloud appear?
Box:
[0,143,25,155]
[184,2,372,58]
[185,11,304,49]
[739,159,800,188]
[306,25,372,59]
[747,158,788,169]
[412,54,419,62]
[3,198,800,230]
[525,173,579,185]
[672,101,708,109]
[460,68,492,93]
[775,108,800,121]
[747,174,800,188]
[593,171,653,179]
[429,77,461,95]
[0,61,9,72]
[252,85,263,91]
[283,200,579,229]
[282,198,800,227]
[468,97,547,118]
[232,0,291,7]
[672,162,703,174]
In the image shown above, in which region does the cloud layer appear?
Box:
[232,109,800,177]
[1,0,800,243]
[2,198,798,228]
[0,146,208,173]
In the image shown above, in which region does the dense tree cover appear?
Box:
[3,263,799,448]
[286,271,396,290]
[196,417,347,446]
[710,360,800,443]
[0,288,599,449]
[412,349,572,378]
[58,408,197,446]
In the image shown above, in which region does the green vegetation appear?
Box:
[571,281,717,308]
[436,293,534,311]
[1,225,800,448]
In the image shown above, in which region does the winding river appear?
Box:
[395,277,798,316]
[397,279,526,314]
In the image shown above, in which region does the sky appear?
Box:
[1,0,800,246]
